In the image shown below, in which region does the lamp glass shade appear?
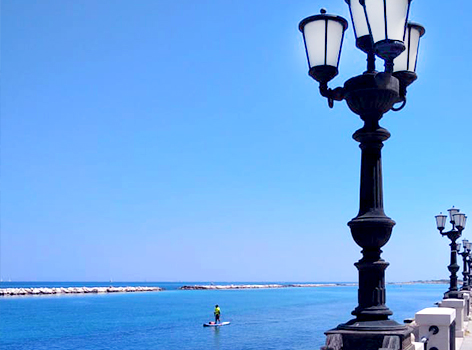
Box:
[435,214,447,230]
[345,0,370,47]
[363,0,410,44]
[463,239,469,247]
[386,0,410,42]
[299,11,348,83]
[453,213,466,229]
[361,0,411,61]
[467,242,472,250]
[449,207,460,222]
[303,19,327,68]
[394,22,425,73]
[362,0,385,44]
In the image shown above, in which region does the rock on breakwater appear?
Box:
[0,286,163,296]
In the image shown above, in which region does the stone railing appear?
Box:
[411,290,472,350]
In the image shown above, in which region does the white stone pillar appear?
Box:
[439,298,465,337]
[415,307,455,350]
[460,291,472,319]
[461,292,470,322]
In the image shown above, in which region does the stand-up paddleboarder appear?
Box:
[214,305,220,324]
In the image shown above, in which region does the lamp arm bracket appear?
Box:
[391,96,407,112]
[319,83,345,109]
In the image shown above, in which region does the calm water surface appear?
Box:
[0,282,446,350]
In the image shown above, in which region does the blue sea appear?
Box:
[0,282,446,350]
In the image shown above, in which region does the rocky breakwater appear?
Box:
[180,284,287,290]
[0,286,163,296]
[179,283,348,290]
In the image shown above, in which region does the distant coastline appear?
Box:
[387,280,450,285]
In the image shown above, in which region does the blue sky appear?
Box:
[1,0,471,282]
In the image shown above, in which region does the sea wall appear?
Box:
[0,286,162,296]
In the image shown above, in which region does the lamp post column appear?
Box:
[348,119,395,320]
[325,106,413,347]
[445,238,461,298]
[324,75,414,350]
[460,243,470,291]
[467,251,472,291]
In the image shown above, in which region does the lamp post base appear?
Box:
[444,290,463,299]
[325,320,414,350]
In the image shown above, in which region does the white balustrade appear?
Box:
[415,307,456,350]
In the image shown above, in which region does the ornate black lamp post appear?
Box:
[299,1,424,350]
[458,240,471,291]
[468,247,472,289]
[435,208,468,298]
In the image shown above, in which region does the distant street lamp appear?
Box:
[299,1,425,350]
[458,240,471,291]
[435,207,468,298]
[468,246,472,290]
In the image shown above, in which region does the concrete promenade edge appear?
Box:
[459,320,472,350]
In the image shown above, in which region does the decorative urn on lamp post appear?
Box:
[299,1,425,350]
[436,207,468,298]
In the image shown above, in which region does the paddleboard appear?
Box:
[203,321,231,327]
